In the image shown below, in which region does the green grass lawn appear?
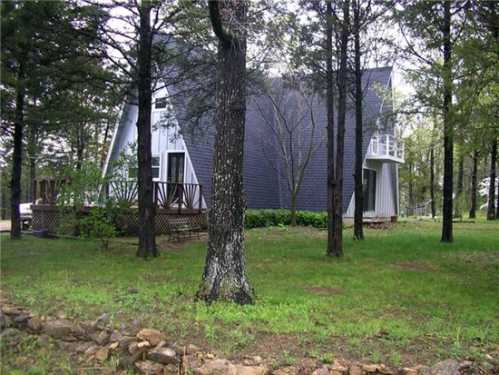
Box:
[1,219,498,368]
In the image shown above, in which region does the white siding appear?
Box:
[106,87,206,208]
[345,160,396,218]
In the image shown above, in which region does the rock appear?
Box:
[78,320,98,336]
[193,358,237,375]
[378,364,394,375]
[362,364,379,373]
[430,359,460,375]
[109,330,123,342]
[119,351,144,369]
[312,366,330,375]
[137,328,165,346]
[297,358,318,374]
[348,365,362,375]
[330,360,348,375]
[93,313,110,329]
[90,330,109,345]
[43,319,75,339]
[273,367,298,375]
[152,340,167,350]
[135,360,165,375]
[118,336,137,351]
[109,342,119,350]
[95,347,110,362]
[26,317,43,332]
[2,305,23,315]
[148,347,178,365]
[13,313,30,325]
[75,342,94,354]
[129,340,150,355]
[242,356,263,366]
[401,368,418,375]
[234,364,269,375]
[84,345,100,357]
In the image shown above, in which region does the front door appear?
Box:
[167,153,185,203]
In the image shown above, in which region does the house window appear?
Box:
[152,156,160,179]
[363,168,376,212]
[155,97,167,109]
[128,156,160,179]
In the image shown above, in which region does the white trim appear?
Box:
[102,102,126,178]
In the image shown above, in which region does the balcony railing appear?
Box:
[366,134,404,163]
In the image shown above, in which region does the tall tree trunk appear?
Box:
[353,0,363,240]
[430,145,436,218]
[441,1,453,242]
[136,1,157,257]
[197,0,253,304]
[487,138,497,220]
[76,126,85,171]
[469,149,478,219]
[10,61,25,239]
[290,193,297,226]
[326,0,336,256]
[329,0,350,257]
[455,154,464,218]
[27,121,38,202]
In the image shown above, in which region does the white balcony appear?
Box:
[366,133,404,163]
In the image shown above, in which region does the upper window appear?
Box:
[155,97,167,109]
[129,156,160,179]
[152,156,160,179]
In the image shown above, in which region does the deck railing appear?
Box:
[105,180,204,213]
[33,178,204,214]
[367,134,404,162]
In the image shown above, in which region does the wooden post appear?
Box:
[177,184,183,214]
[154,181,158,208]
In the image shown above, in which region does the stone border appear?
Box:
[1,296,497,375]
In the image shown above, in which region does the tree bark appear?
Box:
[325,0,336,256]
[10,61,25,239]
[136,1,157,257]
[353,0,363,240]
[487,138,497,220]
[329,0,350,257]
[430,145,436,218]
[197,0,253,304]
[469,149,478,219]
[290,193,297,226]
[441,1,453,242]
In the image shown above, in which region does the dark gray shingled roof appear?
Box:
[177,66,393,212]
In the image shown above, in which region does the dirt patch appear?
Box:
[306,286,344,296]
[395,261,438,273]
[446,251,499,266]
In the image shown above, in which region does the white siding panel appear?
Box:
[344,160,396,218]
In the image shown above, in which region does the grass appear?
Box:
[1,219,498,370]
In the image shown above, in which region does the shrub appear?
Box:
[80,207,117,250]
[245,209,327,229]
